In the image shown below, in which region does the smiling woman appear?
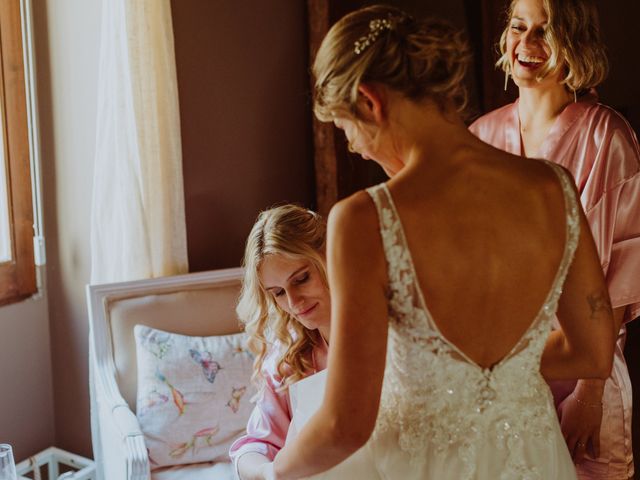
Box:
[497,0,608,98]
[229,204,331,480]
[260,255,330,337]
[470,0,640,477]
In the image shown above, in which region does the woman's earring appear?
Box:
[504,70,510,91]
[573,89,577,103]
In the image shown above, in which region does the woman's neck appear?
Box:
[318,326,330,345]
[388,98,473,175]
[517,84,573,132]
[516,84,573,157]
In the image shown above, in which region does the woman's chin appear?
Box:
[512,75,539,89]
[295,316,318,331]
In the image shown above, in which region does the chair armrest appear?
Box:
[88,282,151,480]
[93,361,150,480]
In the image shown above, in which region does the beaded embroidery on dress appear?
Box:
[361,161,580,480]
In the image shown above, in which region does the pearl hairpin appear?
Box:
[354,18,393,55]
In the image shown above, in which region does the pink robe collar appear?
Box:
[507,90,599,158]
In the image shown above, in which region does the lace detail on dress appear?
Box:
[365,167,580,479]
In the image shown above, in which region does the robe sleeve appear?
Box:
[600,176,640,321]
[228,365,291,472]
[584,119,640,322]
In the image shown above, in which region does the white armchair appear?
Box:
[86,268,244,480]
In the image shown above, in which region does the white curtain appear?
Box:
[89,3,188,478]
[90,0,188,285]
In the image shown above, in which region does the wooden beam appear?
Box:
[307,0,339,219]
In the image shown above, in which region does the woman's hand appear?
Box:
[558,379,604,463]
[237,452,275,480]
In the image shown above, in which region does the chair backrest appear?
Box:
[88,268,244,410]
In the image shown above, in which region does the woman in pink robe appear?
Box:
[228,205,331,479]
[470,0,640,478]
[229,339,328,476]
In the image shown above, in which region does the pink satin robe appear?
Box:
[470,91,640,479]
[228,340,328,474]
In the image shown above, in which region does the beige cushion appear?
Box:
[109,281,243,409]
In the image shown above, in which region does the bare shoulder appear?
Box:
[525,157,577,197]
[327,189,386,279]
[328,189,379,236]
[497,149,575,197]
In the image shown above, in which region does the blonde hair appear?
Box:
[313,5,471,122]
[236,204,327,391]
[496,0,608,92]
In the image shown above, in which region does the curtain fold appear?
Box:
[90,0,188,285]
[89,3,187,478]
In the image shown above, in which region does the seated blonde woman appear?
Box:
[229,205,330,480]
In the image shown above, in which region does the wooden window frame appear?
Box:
[0,0,36,305]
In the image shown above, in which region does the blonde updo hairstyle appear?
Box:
[236,204,327,391]
[496,0,608,92]
[313,4,471,123]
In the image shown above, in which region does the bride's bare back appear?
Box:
[385,146,568,368]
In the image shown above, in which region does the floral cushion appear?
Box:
[134,325,255,468]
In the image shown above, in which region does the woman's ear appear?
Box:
[356,84,385,124]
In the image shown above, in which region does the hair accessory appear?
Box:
[354,18,393,55]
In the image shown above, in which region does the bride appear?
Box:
[264,5,618,479]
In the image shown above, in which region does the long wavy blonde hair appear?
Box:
[236,204,327,391]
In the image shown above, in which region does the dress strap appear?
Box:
[366,182,432,334]
[543,161,581,299]
[366,183,399,271]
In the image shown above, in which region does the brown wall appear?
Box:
[34,0,101,459]
[0,295,54,460]
[171,1,315,272]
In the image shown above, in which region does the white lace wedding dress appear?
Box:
[287,162,579,479]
